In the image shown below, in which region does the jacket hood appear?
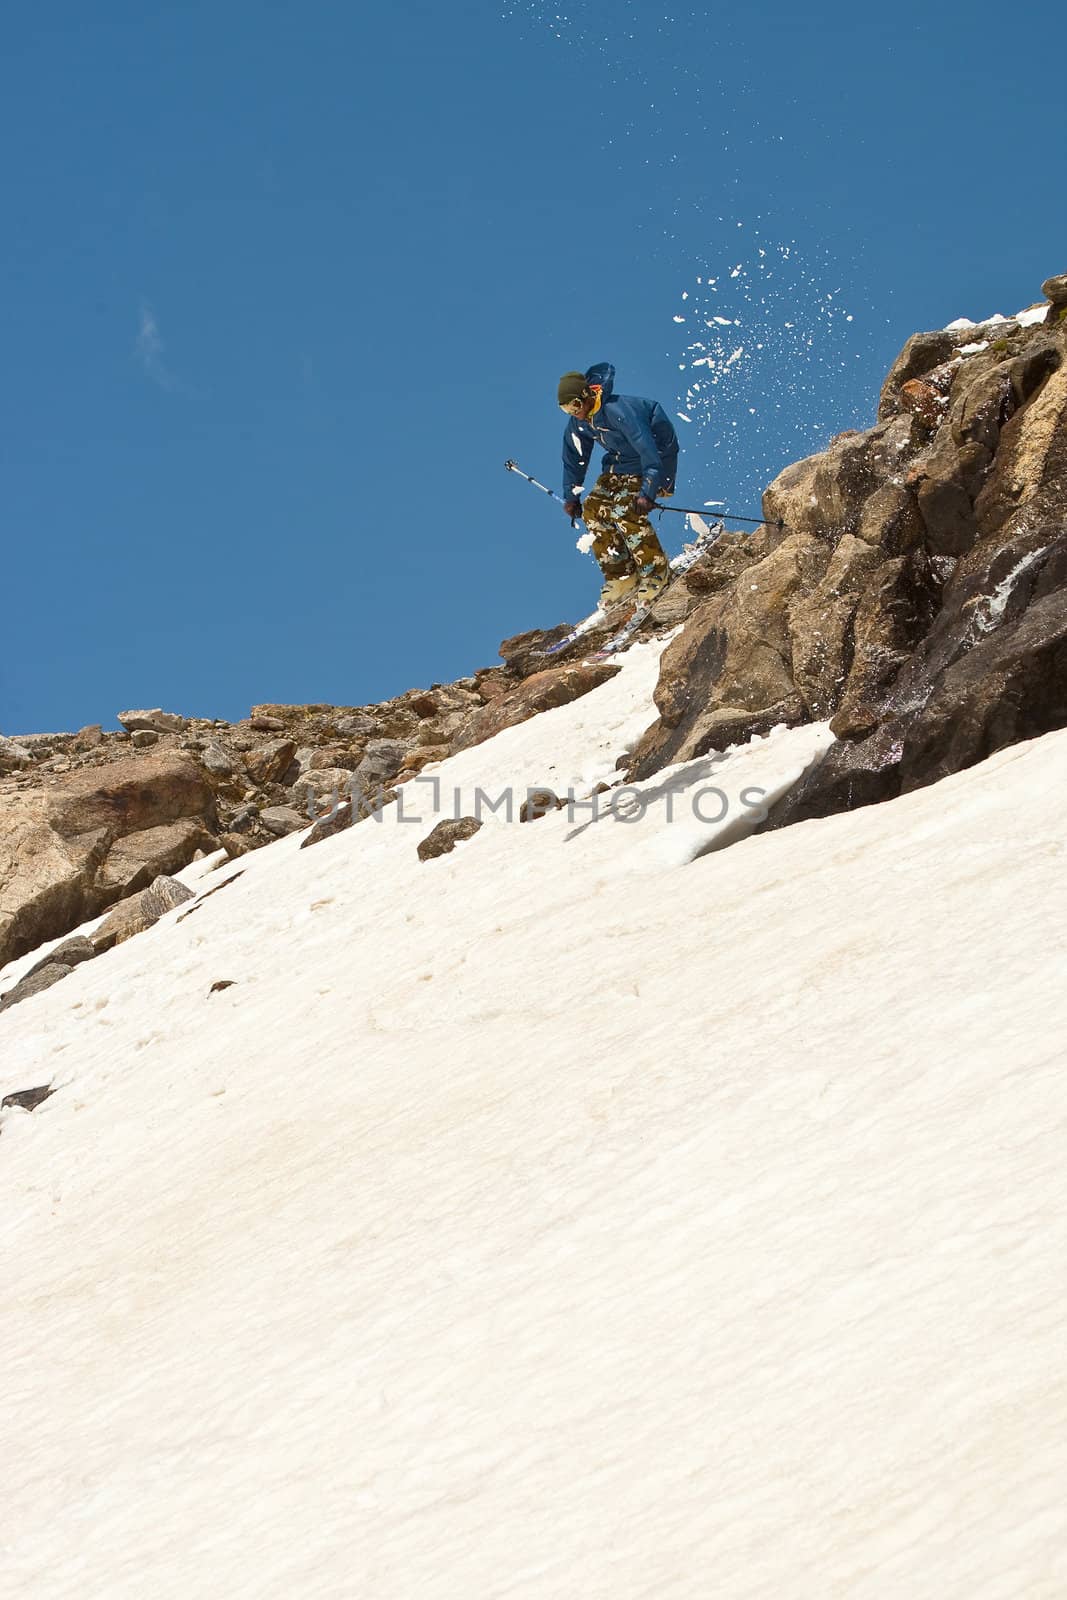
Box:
[585,362,616,401]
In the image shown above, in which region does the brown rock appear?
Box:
[762,426,888,541]
[788,535,885,718]
[1041,274,1067,322]
[451,661,622,755]
[95,818,218,898]
[972,341,1067,540]
[90,874,195,953]
[300,802,355,848]
[899,378,944,428]
[877,329,965,420]
[831,550,941,732]
[519,789,563,823]
[0,752,217,967]
[416,816,483,861]
[856,483,926,555]
[244,739,298,786]
[398,746,450,777]
[118,708,186,735]
[763,527,1067,831]
[629,534,827,777]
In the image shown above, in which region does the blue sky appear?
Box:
[3,0,1063,734]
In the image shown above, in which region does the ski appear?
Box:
[592,520,726,657]
[542,611,608,658]
[541,519,726,661]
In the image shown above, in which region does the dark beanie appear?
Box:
[557,370,589,405]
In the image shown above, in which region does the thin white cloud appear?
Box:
[135,302,177,390]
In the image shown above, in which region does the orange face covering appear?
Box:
[587,385,603,418]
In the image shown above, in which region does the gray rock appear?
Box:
[1041,273,1067,313]
[200,742,240,777]
[0,737,34,771]
[118,709,186,734]
[335,713,379,739]
[259,806,307,837]
[355,740,406,793]
[417,816,483,861]
[226,806,259,834]
[1,1083,55,1111]
[0,963,75,1012]
[291,769,356,814]
[24,935,98,980]
[131,729,159,748]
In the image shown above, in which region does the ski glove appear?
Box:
[563,498,582,520]
[635,495,655,516]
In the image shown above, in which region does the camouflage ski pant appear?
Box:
[582,473,671,580]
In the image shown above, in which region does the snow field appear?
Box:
[2,636,1067,1598]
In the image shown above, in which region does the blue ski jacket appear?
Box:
[562,363,679,504]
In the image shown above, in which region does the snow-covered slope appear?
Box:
[2,637,1066,1599]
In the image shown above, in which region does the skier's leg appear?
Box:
[583,474,639,608]
[615,479,671,603]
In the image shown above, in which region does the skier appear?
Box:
[558,363,678,609]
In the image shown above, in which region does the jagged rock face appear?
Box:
[0,753,218,968]
[629,534,828,775]
[626,280,1066,816]
[766,527,1067,828]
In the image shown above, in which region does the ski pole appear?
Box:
[505,459,580,527]
[653,501,782,531]
[506,460,779,533]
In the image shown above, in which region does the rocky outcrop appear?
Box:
[0,753,217,967]
[4,276,1064,978]
[622,273,1067,830]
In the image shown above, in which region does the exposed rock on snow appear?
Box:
[91,873,195,954]
[519,787,564,822]
[1,1082,54,1112]
[416,815,483,860]
[0,960,75,1012]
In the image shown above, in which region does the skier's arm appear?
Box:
[609,398,663,501]
[562,420,594,502]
